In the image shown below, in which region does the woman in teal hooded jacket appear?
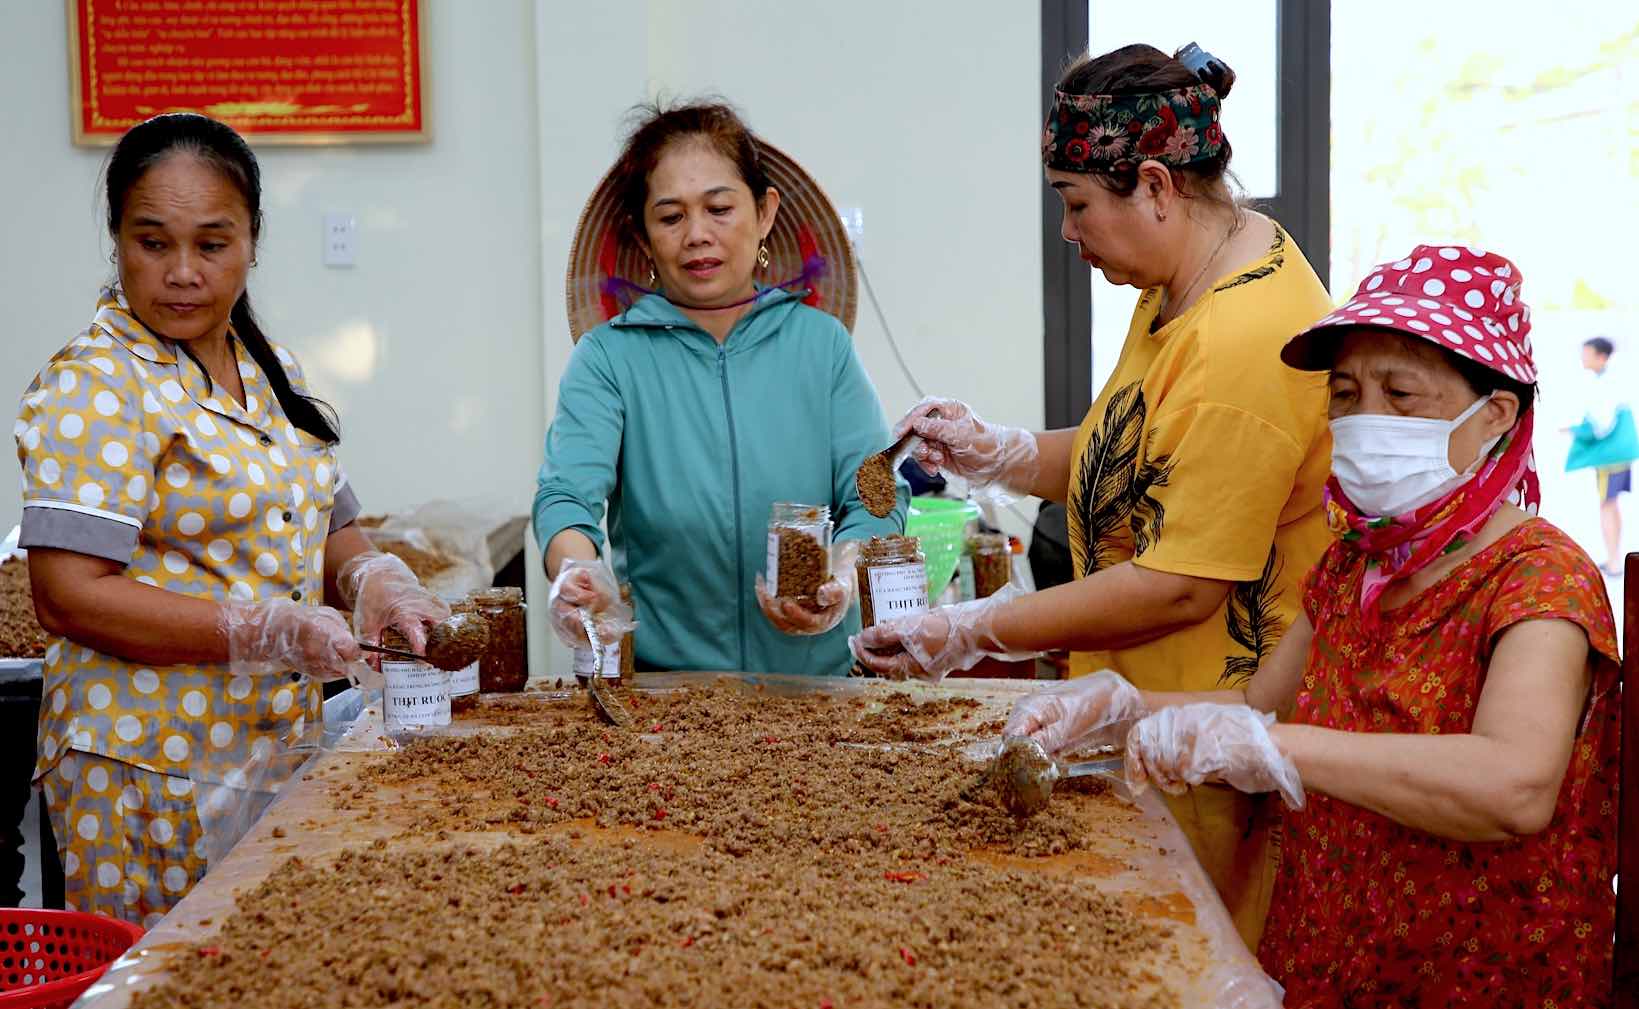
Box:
[535,101,907,676]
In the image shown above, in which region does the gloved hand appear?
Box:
[220,598,365,682]
[1124,703,1305,810]
[1002,669,1148,756]
[893,397,1040,499]
[757,540,860,637]
[848,584,1040,682]
[548,558,636,649]
[338,551,450,655]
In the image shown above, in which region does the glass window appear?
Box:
[1084,0,1279,395]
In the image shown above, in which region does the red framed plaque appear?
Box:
[68,0,426,145]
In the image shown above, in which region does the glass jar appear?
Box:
[766,503,832,602]
[619,582,636,681]
[381,627,450,734]
[472,586,528,693]
[967,532,1011,599]
[446,599,482,713]
[856,535,928,628]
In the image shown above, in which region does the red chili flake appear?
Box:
[679,935,695,948]
[621,884,632,896]
[883,871,925,884]
[607,884,618,899]
[259,949,271,959]
[874,824,889,834]
[598,752,612,765]
[650,723,664,733]
[544,796,559,809]
[197,946,222,958]
[508,883,527,895]
[578,893,589,906]
[898,946,917,967]
[763,735,780,744]
[653,808,668,821]
[820,1000,834,1009]
[647,782,660,792]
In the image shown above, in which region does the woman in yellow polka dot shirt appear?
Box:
[13,114,447,925]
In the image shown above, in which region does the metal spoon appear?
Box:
[855,409,939,518]
[578,608,632,729]
[988,735,1125,818]
[358,642,426,664]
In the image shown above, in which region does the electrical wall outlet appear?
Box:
[323,212,357,267]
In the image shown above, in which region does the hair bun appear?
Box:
[1174,42,1236,99]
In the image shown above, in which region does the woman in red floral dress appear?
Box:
[1005,246,1619,1007]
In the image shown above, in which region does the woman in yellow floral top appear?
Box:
[14,114,446,924]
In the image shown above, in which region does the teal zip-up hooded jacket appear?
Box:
[534,289,909,676]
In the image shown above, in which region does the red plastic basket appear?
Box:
[0,910,144,1009]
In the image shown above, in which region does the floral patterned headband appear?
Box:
[1042,83,1227,173]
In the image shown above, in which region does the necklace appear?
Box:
[1157,217,1237,327]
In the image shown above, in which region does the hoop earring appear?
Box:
[757,244,771,269]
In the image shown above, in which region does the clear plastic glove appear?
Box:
[548,558,637,649]
[338,551,450,654]
[1124,703,1305,810]
[757,540,860,637]
[220,598,364,682]
[1002,669,1148,756]
[893,397,1040,498]
[848,584,1040,682]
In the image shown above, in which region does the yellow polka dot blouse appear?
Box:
[14,289,361,784]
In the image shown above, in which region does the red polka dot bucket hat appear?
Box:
[1281,245,1535,383]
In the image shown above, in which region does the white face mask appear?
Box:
[1330,395,1501,516]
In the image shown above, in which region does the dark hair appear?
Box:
[612,99,772,245]
[106,113,340,445]
[1584,336,1614,357]
[1056,44,1239,211]
[1441,345,1537,415]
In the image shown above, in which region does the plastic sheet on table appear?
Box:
[81,671,1284,1009]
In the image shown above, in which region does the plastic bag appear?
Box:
[356,500,499,598]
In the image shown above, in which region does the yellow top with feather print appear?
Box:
[1066,222,1333,947]
[1067,223,1333,690]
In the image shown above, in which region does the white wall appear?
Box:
[639,2,1045,436]
[1,1,543,522]
[3,2,1045,676]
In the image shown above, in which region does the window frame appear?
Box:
[1039,0,1331,429]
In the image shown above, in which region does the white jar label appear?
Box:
[450,661,480,698]
[866,562,928,624]
[573,643,622,679]
[766,522,829,589]
[383,660,451,730]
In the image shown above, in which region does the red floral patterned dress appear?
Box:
[1260,519,1619,1008]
